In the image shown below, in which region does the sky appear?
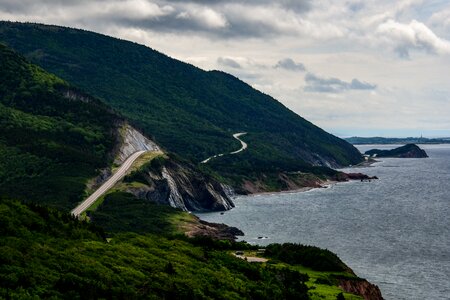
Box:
[1,0,449,137]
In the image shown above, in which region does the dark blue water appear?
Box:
[198,144,450,300]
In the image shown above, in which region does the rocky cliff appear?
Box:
[123,155,235,212]
[339,278,384,300]
[115,124,160,164]
[87,123,234,212]
[365,144,428,158]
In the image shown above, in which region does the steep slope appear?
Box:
[0,44,232,212]
[121,153,234,211]
[0,43,120,210]
[0,22,363,182]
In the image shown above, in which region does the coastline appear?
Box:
[246,180,339,197]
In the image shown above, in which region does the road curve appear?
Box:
[71,150,147,217]
[201,132,247,164]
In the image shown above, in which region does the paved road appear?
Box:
[71,150,147,217]
[201,132,247,164]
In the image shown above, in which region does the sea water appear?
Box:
[198,144,450,300]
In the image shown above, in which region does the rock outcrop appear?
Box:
[115,124,159,164]
[184,218,244,241]
[335,172,378,181]
[125,155,235,212]
[87,122,234,212]
[339,278,384,300]
[365,144,428,158]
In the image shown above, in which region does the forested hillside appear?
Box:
[0,43,119,210]
[0,197,371,299]
[0,22,363,184]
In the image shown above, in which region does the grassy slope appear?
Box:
[0,44,119,210]
[0,22,363,182]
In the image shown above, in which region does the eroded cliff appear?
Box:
[123,155,235,212]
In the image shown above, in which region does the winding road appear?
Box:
[71,150,147,217]
[201,132,248,164]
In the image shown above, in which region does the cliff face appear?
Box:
[125,157,235,212]
[339,278,384,300]
[365,144,428,158]
[86,123,234,212]
[116,124,234,211]
[115,124,160,164]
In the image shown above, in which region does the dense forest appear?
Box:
[0,44,120,210]
[0,197,368,299]
[0,22,363,185]
[0,198,312,299]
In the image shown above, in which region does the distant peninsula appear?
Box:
[365,144,428,158]
[346,136,450,145]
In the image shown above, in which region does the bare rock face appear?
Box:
[339,279,384,300]
[115,124,159,164]
[184,218,244,241]
[126,157,235,212]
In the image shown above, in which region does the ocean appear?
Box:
[198,144,450,300]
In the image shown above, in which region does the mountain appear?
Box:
[0,43,232,212]
[0,22,363,191]
[365,144,428,158]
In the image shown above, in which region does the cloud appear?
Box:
[304,73,376,93]
[377,19,450,58]
[163,0,312,13]
[0,0,327,39]
[274,58,306,71]
[217,57,241,68]
[430,8,450,29]
[1,0,450,135]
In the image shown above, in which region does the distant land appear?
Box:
[365,144,428,158]
[345,136,450,145]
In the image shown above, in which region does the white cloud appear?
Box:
[430,8,450,29]
[377,19,450,57]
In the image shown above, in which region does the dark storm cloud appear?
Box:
[304,72,376,93]
[274,58,306,71]
[217,57,241,68]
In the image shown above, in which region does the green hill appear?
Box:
[0,43,120,210]
[0,22,363,186]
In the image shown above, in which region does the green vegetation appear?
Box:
[273,265,362,300]
[264,243,352,273]
[0,44,119,210]
[89,191,195,235]
[1,198,313,299]
[0,196,367,299]
[0,22,363,186]
[123,154,168,184]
